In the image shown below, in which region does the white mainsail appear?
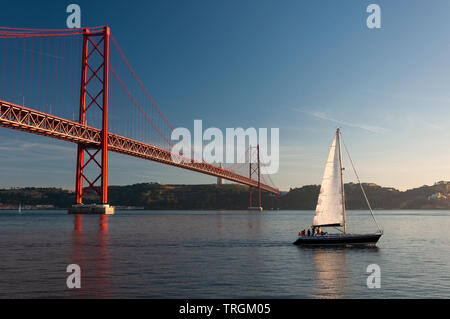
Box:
[313,130,345,227]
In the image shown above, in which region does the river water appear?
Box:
[0,210,448,298]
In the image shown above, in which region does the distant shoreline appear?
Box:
[1,181,450,210]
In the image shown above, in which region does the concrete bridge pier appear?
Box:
[68,204,115,215]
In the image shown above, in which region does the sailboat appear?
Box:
[18,203,22,214]
[293,129,383,246]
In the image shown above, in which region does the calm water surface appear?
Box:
[0,210,449,298]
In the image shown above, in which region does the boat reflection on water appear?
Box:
[71,214,112,298]
[303,246,379,299]
[309,247,349,298]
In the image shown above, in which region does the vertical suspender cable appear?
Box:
[21,38,26,105]
[11,38,17,101]
[29,38,34,107]
[1,39,8,99]
[37,38,43,110]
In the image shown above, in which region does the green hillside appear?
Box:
[1,181,450,210]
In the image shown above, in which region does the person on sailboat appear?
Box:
[307,228,311,236]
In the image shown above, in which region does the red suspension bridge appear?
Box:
[0,26,279,212]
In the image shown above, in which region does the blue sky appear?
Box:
[1,0,450,191]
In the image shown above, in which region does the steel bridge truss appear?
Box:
[0,100,280,195]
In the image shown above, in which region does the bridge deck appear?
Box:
[0,100,280,195]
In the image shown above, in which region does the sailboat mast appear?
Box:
[337,129,347,234]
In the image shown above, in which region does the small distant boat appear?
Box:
[293,129,383,246]
[18,203,22,214]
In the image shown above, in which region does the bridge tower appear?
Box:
[69,26,114,215]
[248,145,262,211]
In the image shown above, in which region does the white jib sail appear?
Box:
[313,132,345,227]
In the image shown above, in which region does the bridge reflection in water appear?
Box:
[71,215,112,298]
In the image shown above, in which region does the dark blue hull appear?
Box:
[293,233,382,246]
